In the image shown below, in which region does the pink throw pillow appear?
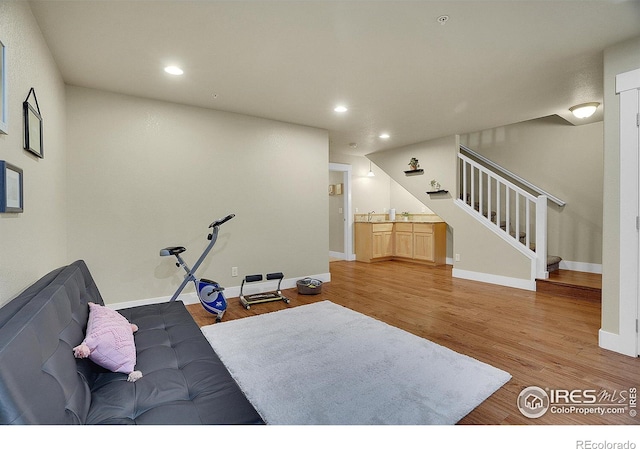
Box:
[73,302,141,381]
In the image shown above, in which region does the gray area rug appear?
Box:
[202,300,511,424]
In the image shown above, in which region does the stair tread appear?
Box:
[536,270,601,301]
[539,270,599,286]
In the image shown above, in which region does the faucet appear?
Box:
[368,211,375,222]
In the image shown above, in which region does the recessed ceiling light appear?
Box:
[164,66,184,76]
[334,105,348,113]
[379,133,390,139]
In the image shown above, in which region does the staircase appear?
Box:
[457,146,565,280]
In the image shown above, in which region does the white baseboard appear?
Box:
[559,260,602,274]
[329,251,356,261]
[452,268,536,291]
[598,328,638,357]
[447,260,601,295]
[110,272,331,311]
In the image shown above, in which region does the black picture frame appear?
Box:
[0,40,7,135]
[0,161,24,213]
[23,100,43,158]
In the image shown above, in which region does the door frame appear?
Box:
[329,162,354,261]
[609,67,640,357]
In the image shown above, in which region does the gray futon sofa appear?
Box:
[0,260,263,424]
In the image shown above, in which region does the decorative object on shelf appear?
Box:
[0,40,7,135]
[426,179,448,194]
[0,161,23,213]
[23,88,43,158]
[404,157,424,175]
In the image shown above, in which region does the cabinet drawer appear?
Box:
[372,223,393,232]
[413,223,434,233]
[394,222,413,232]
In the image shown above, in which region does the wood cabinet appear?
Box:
[394,223,413,259]
[415,222,446,265]
[355,223,394,262]
[372,227,393,259]
[355,221,446,265]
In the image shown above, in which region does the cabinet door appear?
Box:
[372,231,393,258]
[354,223,373,262]
[414,231,434,261]
[394,231,413,258]
[383,232,394,257]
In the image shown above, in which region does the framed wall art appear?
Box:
[23,88,43,158]
[0,161,24,213]
[0,40,7,135]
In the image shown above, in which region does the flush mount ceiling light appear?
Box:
[164,66,184,76]
[379,133,390,139]
[569,102,600,119]
[334,105,348,113]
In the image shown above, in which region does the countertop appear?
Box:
[354,214,445,224]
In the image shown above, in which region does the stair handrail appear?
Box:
[460,145,566,207]
[459,152,537,205]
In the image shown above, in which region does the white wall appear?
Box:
[390,181,434,216]
[0,2,330,308]
[66,86,329,305]
[329,151,432,216]
[333,153,391,215]
[0,2,68,305]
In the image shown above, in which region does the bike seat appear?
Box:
[160,246,186,256]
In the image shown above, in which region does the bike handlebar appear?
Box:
[209,214,235,228]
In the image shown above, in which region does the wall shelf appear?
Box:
[426,189,448,194]
[404,169,424,176]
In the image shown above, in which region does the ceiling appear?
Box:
[29,0,640,157]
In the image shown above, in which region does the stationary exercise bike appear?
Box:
[160,214,235,322]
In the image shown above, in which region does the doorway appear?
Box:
[329,163,354,261]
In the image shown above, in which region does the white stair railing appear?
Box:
[457,152,548,279]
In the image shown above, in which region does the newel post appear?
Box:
[535,195,548,279]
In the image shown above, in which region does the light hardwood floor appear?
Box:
[187,260,640,425]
